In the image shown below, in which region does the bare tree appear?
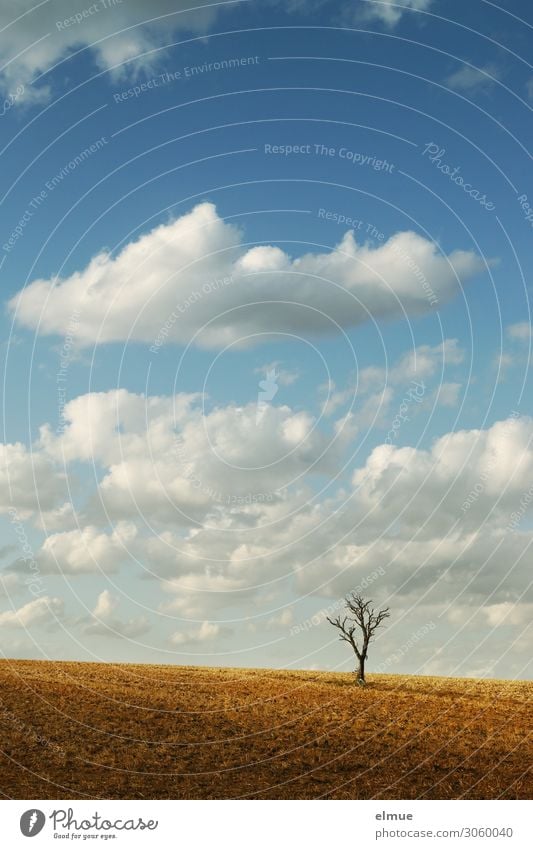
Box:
[327,594,390,684]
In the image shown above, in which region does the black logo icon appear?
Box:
[20,810,46,837]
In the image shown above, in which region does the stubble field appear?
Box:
[0,660,531,799]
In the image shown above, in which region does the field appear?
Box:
[0,660,531,799]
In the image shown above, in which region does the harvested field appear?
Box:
[0,660,531,799]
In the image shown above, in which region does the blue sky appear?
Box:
[0,0,532,679]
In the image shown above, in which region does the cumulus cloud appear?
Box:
[350,0,433,28]
[84,589,150,638]
[170,619,230,645]
[0,0,437,103]
[34,501,79,532]
[38,388,350,529]
[0,0,233,101]
[254,362,300,387]
[434,381,462,408]
[36,522,138,574]
[276,415,533,605]
[507,321,531,342]
[0,571,22,598]
[4,385,532,642]
[23,382,533,623]
[446,63,502,93]
[351,416,533,534]
[358,339,464,394]
[0,442,67,516]
[154,413,533,615]
[161,569,257,618]
[0,379,360,584]
[0,595,64,627]
[321,339,463,417]
[300,528,533,607]
[10,203,484,349]
[482,602,533,628]
[267,607,293,628]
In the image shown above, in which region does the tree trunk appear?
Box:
[357,657,365,682]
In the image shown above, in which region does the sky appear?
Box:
[0,0,532,679]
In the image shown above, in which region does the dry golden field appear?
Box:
[0,660,531,799]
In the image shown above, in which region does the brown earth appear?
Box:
[0,660,531,799]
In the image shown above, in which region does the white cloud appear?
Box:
[254,362,300,387]
[39,389,349,528]
[222,413,533,608]
[162,571,253,618]
[2,394,531,658]
[36,522,138,574]
[267,607,293,628]
[446,63,502,93]
[357,387,395,428]
[10,203,484,349]
[0,595,64,627]
[507,321,531,342]
[0,442,67,516]
[0,0,231,101]
[321,339,463,417]
[435,381,462,408]
[170,619,229,645]
[31,392,533,619]
[0,571,22,598]
[358,339,464,394]
[482,602,533,628]
[320,381,354,417]
[93,589,116,618]
[493,351,515,382]
[40,389,198,465]
[352,0,433,28]
[35,501,79,532]
[351,416,533,531]
[4,385,533,647]
[84,589,150,638]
